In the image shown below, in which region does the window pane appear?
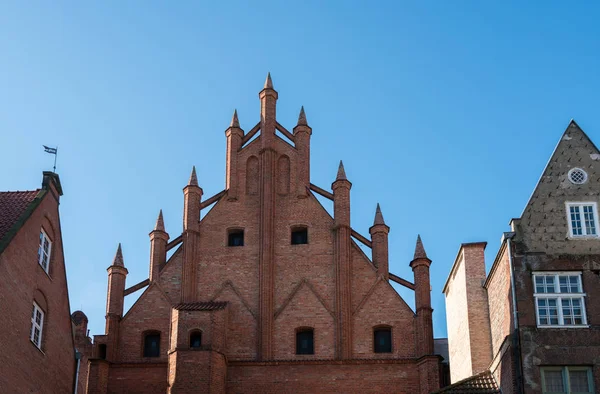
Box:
[583,206,597,235]
[571,206,583,236]
[144,334,160,357]
[569,370,591,393]
[190,332,202,348]
[544,370,565,392]
[296,330,314,355]
[546,276,556,293]
[374,328,392,353]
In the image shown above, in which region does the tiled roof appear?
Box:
[433,370,500,394]
[0,190,41,245]
[174,301,228,311]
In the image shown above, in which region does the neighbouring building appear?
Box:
[81,75,443,393]
[0,172,80,393]
[443,120,600,394]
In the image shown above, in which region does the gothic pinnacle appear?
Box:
[188,166,198,186]
[113,243,124,267]
[154,209,165,232]
[336,160,347,181]
[414,235,428,260]
[264,72,273,89]
[297,106,307,126]
[230,109,240,128]
[374,203,386,225]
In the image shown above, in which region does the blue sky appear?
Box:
[1,1,599,339]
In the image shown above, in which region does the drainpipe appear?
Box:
[74,350,82,394]
[503,232,524,394]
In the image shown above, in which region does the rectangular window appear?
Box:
[30,302,44,349]
[566,203,598,237]
[541,366,594,393]
[533,273,587,327]
[37,229,52,273]
[228,230,244,247]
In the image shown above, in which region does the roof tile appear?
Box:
[173,301,228,311]
[0,190,41,243]
[433,370,500,394]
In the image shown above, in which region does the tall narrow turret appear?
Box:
[182,167,202,302]
[369,203,390,280]
[410,235,434,356]
[149,210,169,282]
[259,72,278,148]
[226,110,244,200]
[105,243,128,361]
[293,106,312,197]
[332,161,352,359]
[257,74,278,360]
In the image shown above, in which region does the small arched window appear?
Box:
[296,328,314,355]
[143,332,161,357]
[374,327,392,353]
[291,227,308,245]
[228,229,244,247]
[190,331,202,349]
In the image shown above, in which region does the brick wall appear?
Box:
[0,180,75,393]
[227,361,422,393]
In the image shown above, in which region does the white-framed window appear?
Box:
[566,202,598,238]
[541,366,594,393]
[567,168,588,185]
[30,302,44,349]
[533,272,587,327]
[37,229,52,273]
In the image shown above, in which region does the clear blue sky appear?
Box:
[2,2,599,339]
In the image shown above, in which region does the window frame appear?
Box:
[533,272,588,328]
[30,302,44,349]
[37,229,52,273]
[541,366,594,394]
[295,327,314,355]
[373,326,393,353]
[142,331,161,358]
[565,202,599,238]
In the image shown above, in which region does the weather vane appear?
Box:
[43,145,58,173]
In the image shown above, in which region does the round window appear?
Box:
[568,168,588,185]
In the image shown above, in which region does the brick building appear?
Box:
[81,75,442,393]
[443,120,600,393]
[0,172,80,392]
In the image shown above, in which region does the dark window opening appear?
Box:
[98,344,107,360]
[296,329,314,355]
[228,230,244,247]
[190,331,202,349]
[143,333,160,357]
[374,328,392,353]
[291,228,308,245]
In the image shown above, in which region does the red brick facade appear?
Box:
[444,121,600,394]
[82,75,442,393]
[0,173,78,393]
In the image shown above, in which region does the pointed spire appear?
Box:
[414,235,428,260]
[373,203,386,225]
[264,72,273,89]
[113,243,124,267]
[154,209,165,232]
[188,166,198,186]
[297,106,307,126]
[336,160,347,181]
[230,109,240,128]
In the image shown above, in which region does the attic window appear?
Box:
[228,229,244,247]
[291,227,308,245]
[568,168,588,185]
